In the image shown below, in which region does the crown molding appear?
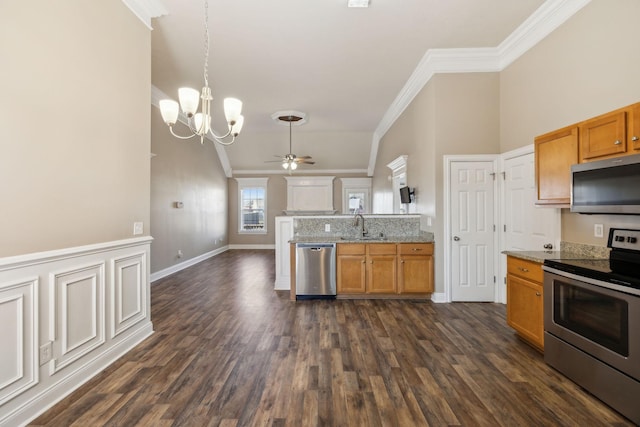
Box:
[368,0,592,174]
[121,0,167,30]
[151,85,233,178]
[231,168,368,177]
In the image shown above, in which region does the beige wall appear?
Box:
[0,1,150,258]
[374,73,500,292]
[500,0,640,245]
[150,109,228,273]
[228,173,368,245]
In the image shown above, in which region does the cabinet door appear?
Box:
[534,126,578,205]
[367,255,397,294]
[398,255,433,293]
[580,110,627,161]
[337,255,366,293]
[506,274,544,349]
[630,103,640,152]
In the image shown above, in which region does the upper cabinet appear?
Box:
[535,101,640,206]
[580,110,627,162]
[535,126,578,205]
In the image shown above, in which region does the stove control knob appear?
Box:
[616,236,625,242]
[628,237,637,244]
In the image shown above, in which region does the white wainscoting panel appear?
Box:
[0,236,153,427]
[111,252,147,338]
[0,278,38,406]
[50,263,105,374]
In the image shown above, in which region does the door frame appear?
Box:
[443,154,500,303]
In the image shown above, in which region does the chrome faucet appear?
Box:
[353,213,366,238]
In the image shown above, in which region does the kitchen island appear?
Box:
[284,214,434,301]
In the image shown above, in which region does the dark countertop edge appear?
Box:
[502,250,606,264]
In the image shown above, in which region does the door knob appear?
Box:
[453,236,460,241]
[543,243,553,250]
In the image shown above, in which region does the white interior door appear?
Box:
[450,160,497,302]
[503,152,560,251]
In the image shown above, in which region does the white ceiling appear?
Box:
[149,0,549,175]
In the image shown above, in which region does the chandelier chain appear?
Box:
[203,0,209,88]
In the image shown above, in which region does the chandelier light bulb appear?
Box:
[178,88,200,117]
[159,100,179,126]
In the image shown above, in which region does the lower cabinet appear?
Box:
[337,242,433,296]
[506,256,544,350]
[398,243,434,293]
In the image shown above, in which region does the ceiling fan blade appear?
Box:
[297,155,312,159]
[293,156,313,163]
[264,160,284,163]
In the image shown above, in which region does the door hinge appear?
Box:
[501,171,506,180]
[504,224,507,232]
[504,276,507,284]
[493,224,496,232]
[493,275,496,283]
[490,172,496,180]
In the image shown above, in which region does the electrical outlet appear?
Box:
[40,342,53,365]
[594,224,604,238]
[133,222,143,235]
[177,249,183,258]
[325,224,331,232]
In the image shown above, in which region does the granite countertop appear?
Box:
[290,231,434,244]
[502,250,605,263]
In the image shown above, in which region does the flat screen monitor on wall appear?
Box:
[400,186,413,204]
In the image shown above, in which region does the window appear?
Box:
[236,178,268,233]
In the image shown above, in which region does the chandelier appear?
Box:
[158,0,244,145]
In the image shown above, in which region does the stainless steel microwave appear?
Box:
[571,153,640,214]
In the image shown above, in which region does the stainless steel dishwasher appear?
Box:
[295,243,336,299]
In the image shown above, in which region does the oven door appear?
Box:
[544,268,640,381]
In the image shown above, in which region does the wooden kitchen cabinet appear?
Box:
[337,243,367,293]
[579,102,640,162]
[398,243,434,293]
[534,125,578,205]
[367,244,397,294]
[579,109,627,161]
[337,242,432,296]
[506,256,544,351]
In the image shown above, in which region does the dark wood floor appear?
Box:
[30,250,634,426]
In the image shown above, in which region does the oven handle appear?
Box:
[542,265,640,297]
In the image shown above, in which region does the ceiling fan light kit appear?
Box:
[348,0,369,8]
[158,0,244,146]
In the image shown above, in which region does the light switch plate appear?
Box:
[133,222,143,235]
[594,224,604,238]
[325,224,331,232]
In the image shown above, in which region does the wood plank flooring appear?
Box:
[29,250,635,426]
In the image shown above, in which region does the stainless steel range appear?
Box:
[543,228,640,425]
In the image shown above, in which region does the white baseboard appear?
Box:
[1,323,153,427]
[150,246,229,283]
[227,244,275,250]
[430,292,448,303]
[274,276,291,291]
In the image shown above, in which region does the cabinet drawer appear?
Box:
[337,243,366,255]
[507,256,543,283]
[398,243,433,255]
[367,243,397,255]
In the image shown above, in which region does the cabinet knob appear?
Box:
[412,248,422,251]
[614,140,622,145]
[518,267,529,273]
[633,136,639,142]
[400,259,405,263]
[543,243,553,250]
[536,292,541,297]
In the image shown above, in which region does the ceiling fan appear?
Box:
[266,113,315,172]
